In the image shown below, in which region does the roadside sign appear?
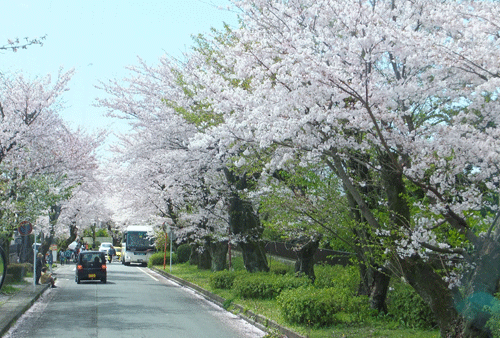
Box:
[49,244,58,251]
[18,221,33,236]
[166,226,177,241]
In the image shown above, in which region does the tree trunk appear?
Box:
[189,244,199,265]
[380,154,465,337]
[197,247,211,270]
[370,266,390,313]
[293,237,320,282]
[228,191,269,272]
[189,242,212,269]
[345,155,392,312]
[460,237,500,337]
[399,255,464,337]
[61,221,78,251]
[207,239,228,272]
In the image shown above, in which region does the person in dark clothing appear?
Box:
[108,246,116,263]
[35,253,44,285]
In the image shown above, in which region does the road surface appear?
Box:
[4,261,266,338]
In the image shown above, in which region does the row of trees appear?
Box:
[0,40,108,262]
[97,1,500,337]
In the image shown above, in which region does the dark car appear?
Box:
[75,251,107,284]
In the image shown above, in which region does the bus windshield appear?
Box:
[126,231,154,251]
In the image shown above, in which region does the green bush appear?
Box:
[176,244,191,264]
[209,270,243,289]
[277,286,370,327]
[268,260,293,275]
[314,264,359,292]
[7,263,33,282]
[485,294,500,338]
[233,272,311,299]
[149,252,177,267]
[386,280,436,329]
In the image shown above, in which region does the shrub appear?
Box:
[233,272,311,299]
[277,286,370,327]
[149,252,177,267]
[268,260,293,275]
[314,264,359,292]
[485,294,500,338]
[7,263,33,282]
[176,244,191,264]
[386,280,436,329]
[209,270,243,289]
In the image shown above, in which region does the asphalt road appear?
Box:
[4,262,266,338]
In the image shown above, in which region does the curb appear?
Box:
[0,284,49,337]
[151,267,306,338]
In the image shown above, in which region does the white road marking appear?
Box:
[137,267,159,281]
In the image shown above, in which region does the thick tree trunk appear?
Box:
[399,255,464,337]
[207,239,228,272]
[189,244,199,265]
[189,242,211,269]
[61,221,78,251]
[228,191,269,273]
[460,237,500,337]
[197,248,211,270]
[224,168,269,273]
[369,266,390,313]
[239,241,268,273]
[380,154,465,337]
[293,237,320,282]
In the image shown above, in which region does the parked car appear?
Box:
[75,251,107,284]
[98,242,113,254]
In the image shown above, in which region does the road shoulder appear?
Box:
[150,267,305,338]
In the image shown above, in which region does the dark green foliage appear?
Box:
[7,263,33,282]
[313,264,359,291]
[228,255,245,271]
[277,286,370,327]
[233,272,311,299]
[176,244,191,263]
[209,270,242,289]
[148,252,177,267]
[485,293,500,338]
[386,280,437,329]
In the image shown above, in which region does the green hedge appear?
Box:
[176,244,191,264]
[386,280,436,329]
[7,263,33,282]
[209,270,242,289]
[149,252,177,267]
[277,286,370,327]
[268,260,293,276]
[313,264,359,291]
[233,273,311,299]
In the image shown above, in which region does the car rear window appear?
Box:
[80,253,105,267]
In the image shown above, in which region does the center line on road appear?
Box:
[137,267,159,281]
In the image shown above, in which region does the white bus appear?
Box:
[121,225,155,266]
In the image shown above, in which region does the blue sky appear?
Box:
[1,0,238,154]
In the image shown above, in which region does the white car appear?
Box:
[98,242,113,254]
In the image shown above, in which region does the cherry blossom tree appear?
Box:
[0,69,104,258]
[96,58,233,270]
[97,50,271,271]
[180,0,500,335]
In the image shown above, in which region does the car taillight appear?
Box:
[77,265,83,270]
[101,264,106,270]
